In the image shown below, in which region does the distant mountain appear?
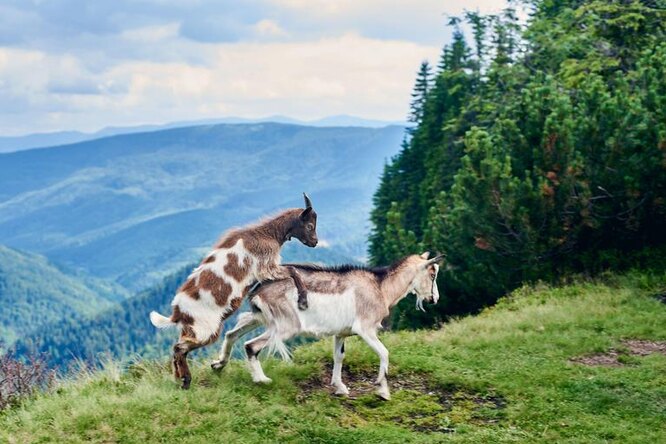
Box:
[0,115,406,153]
[307,115,407,128]
[0,131,91,154]
[0,122,404,290]
[0,245,129,346]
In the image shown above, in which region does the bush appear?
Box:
[0,345,54,410]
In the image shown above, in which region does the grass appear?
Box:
[1,271,665,443]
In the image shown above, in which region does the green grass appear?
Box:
[2,271,665,443]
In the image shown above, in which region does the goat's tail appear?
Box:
[266,330,292,362]
[150,311,175,329]
[251,296,294,362]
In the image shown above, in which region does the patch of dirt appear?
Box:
[297,364,505,434]
[623,339,666,356]
[570,339,666,367]
[570,350,624,367]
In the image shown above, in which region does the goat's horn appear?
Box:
[303,192,313,209]
[426,253,446,265]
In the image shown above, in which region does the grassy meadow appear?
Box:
[1,271,665,443]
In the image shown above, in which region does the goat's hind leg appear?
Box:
[244,332,273,384]
[331,335,349,396]
[211,312,261,371]
[173,339,203,390]
[357,329,390,400]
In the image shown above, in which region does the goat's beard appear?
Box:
[415,296,426,312]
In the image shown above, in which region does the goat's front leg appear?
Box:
[331,335,349,396]
[357,328,390,400]
[265,264,309,311]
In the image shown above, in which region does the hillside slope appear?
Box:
[0,123,403,289]
[2,272,664,443]
[0,245,129,346]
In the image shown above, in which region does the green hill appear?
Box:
[0,123,404,290]
[0,245,129,346]
[2,272,664,443]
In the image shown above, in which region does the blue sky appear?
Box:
[0,0,508,135]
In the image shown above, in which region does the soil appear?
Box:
[570,339,666,367]
[297,363,505,434]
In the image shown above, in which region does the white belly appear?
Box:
[296,288,357,337]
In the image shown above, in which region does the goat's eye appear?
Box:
[307,223,314,231]
[430,274,436,280]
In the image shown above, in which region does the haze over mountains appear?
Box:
[0,115,406,153]
[0,121,404,290]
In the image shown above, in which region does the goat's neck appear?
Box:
[255,211,296,246]
[380,265,417,309]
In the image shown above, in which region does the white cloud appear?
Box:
[0,0,515,135]
[253,19,288,38]
[120,23,181,43]
[0,33,439,134]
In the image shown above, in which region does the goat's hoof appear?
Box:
[253,376,273,384]
[375,381,390,400]
[333,385,349,396]
[376,389,391,401]
[210,360,227,371]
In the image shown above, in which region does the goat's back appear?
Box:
[251,268,383,337]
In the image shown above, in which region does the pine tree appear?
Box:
[408,61,432,126]
[464,10,488,77]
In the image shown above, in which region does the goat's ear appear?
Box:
[303,192,313,209]
[300,207,313,220]
[420,251,430,259]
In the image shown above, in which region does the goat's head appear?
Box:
[410,252,444,311]
[288,193,318,247]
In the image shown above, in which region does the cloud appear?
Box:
[253,19,288,38]
[0,0,513,135]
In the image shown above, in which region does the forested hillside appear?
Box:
[0,123,403,290]
[0,245,129,347]
[370,0,666,328]
[14,264,191,367]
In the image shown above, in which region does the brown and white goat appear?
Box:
[211,252,443,400]
[150,194,318,389]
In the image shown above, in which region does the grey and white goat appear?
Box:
[211,252,443,400]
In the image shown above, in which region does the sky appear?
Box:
[0,0,509,136]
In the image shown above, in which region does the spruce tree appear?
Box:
[408,61,432,126]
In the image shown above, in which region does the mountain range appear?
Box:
[0,122,404,291]
[0,115,406,153]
